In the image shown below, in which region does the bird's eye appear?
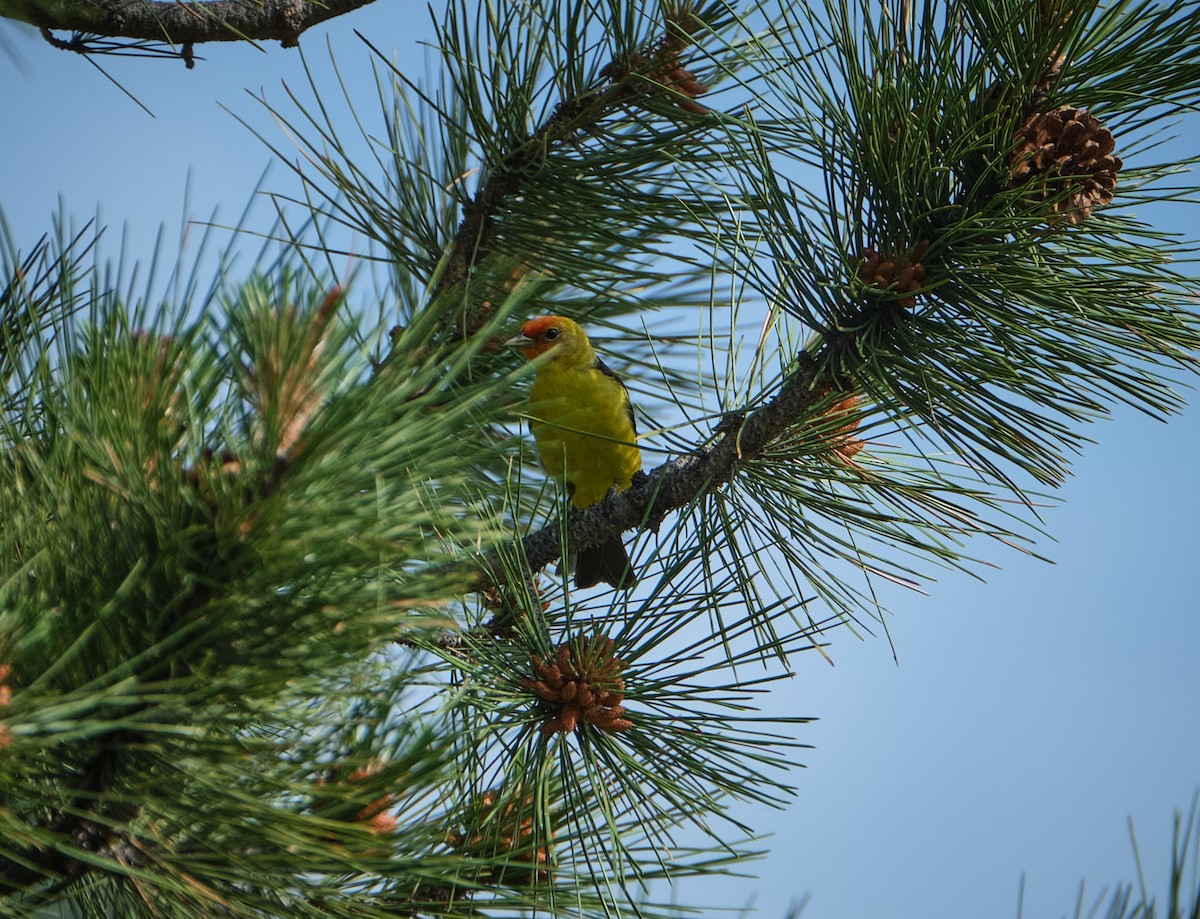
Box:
[544,327,560,341]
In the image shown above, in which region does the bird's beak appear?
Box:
[504,333,534,350]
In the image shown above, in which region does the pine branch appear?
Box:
[0,493,244,893]
[428,7,716,340]
[434,82,615,301]
[469,345,838,592]
[2,0,376,48]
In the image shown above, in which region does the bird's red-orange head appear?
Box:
[506,315,586,360]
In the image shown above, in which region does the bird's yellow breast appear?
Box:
[528,359,640,508]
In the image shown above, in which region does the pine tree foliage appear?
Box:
[1038,794,1200,919]
[3,0,1200,915]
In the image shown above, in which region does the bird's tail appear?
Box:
[575,537,636,590]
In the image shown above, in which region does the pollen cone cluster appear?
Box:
[0,659,11,748]
[446,789,552,884]
[1010,107,1122,224]
[314,764,398,836]
[525,634,632,737]
[858,240,929,309]
[822,394,865,463]
[601,9,709,115]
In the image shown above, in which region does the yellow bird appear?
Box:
[507,316,641,589]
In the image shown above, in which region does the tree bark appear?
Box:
[2,0,377,47]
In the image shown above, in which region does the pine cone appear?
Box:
[1010,108,1122,224]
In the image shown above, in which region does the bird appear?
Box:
[506,315,641,589]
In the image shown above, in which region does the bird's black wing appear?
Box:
[594,357,637,436]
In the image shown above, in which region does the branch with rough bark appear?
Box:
[2,0,376,48]
[429,11,713,342]
[469,348,835,593]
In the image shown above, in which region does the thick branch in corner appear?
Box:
[8,0,376,47]
[471,350,831,592]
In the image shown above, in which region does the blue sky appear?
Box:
[2,5,1199,918]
